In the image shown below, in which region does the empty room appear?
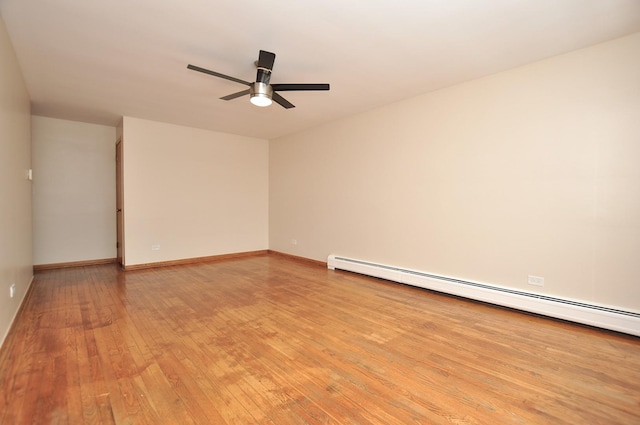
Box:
[1,1,640,423]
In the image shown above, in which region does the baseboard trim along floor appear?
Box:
[328,254,640,337]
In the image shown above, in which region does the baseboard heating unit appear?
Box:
[327,255,640,337]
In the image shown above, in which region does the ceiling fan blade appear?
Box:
[271,83,330,91]
[272,92,295,109]
[187,64,251,86]
[257,50,276,71]
[220,89,250,101]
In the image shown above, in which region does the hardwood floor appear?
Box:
[1,254,639,424]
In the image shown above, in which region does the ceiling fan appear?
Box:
[187,50,330,109]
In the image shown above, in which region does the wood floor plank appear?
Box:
[1,255,639,424]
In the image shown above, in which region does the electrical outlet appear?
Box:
[528,275,544,286]
[291,239,298,245]
[10,283,16,298]
[151,244,161,251]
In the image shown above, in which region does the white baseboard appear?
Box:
[328,255,640,337]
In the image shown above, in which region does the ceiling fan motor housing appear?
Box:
[250,82,273,106]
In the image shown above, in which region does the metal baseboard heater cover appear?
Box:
[327,255,640,337]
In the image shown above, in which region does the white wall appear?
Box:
[122,117,268,266]
[270,33,640,312]
[0,16,32,346]
[32,116,117,264]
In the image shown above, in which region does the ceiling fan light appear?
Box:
[250,94,272,107]
[250,82,273,107]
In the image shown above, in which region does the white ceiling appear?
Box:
[1,0,639,140]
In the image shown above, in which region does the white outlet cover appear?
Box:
[528,275,545,286]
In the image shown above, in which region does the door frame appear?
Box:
[116,137,125,267]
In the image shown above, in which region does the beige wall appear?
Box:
[122,117,268,266]
[32,116,117,265]
[270,33,640,311]
[0,16,32,346]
